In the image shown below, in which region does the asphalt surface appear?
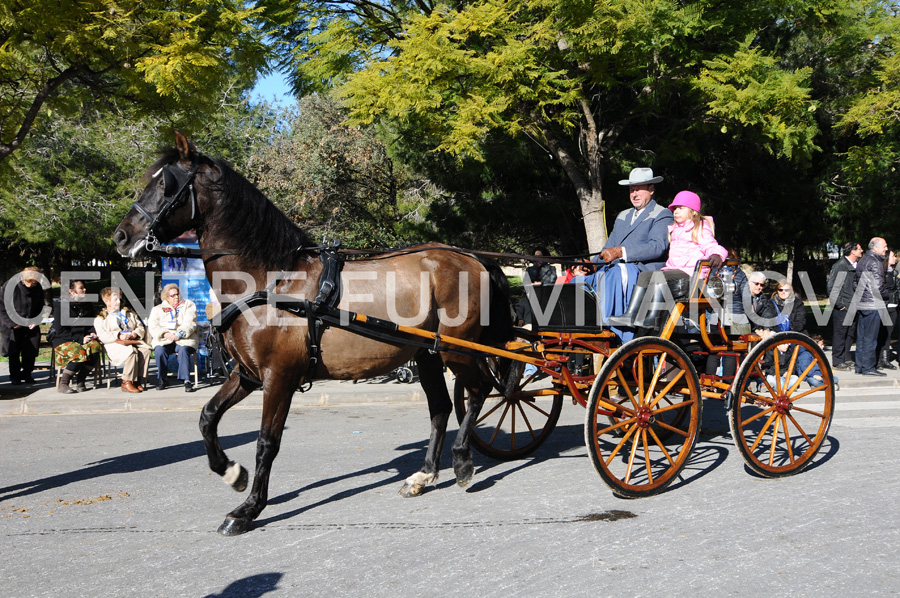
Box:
[2,350,899,597]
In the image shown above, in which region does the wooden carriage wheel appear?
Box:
[454,349,565,461]
[729,332,835,477]
[585,337,702,498]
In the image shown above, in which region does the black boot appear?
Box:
[607,285,648,328]
[877,348,897,370]
[57,370,77,394]
[608,284,670,329]
[74,364,90,392]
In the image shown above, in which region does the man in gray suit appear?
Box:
[583,167,673,339]
[596,167,673,269]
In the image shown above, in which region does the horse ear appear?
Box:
[174,130,196,162]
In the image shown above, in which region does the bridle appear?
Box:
[131,158,201,254]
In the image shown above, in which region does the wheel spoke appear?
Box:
[614,368,639,410]
[642,429,654,485]
[741,405,777,426]
[624,427,641,484]
[487,401,512,446]
[782,416,795,464]
[648,370,686,409]
[768,416,782,465]
[749,410,779,453]
[646,353,668,407]
[647,426,677,466]
[786,411,815,445]
[605,422,638,466]
[595,416,637,436]
[475,397,508,425]
[515,402,537,441]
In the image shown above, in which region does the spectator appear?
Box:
[726,250,752,335]
[516,247,558,328]
[877,250,899,370]
[805,333,840,391]
[827,241,863,370]
[0,267,48,384]
[581,167,673,340]
[746,271,778,334]
[523,247,558,286]
[771,279,807,334]
[47,280,103,393]
[148,283,198,392]
[94,287,153,393]
[608,190,726,328]
[853,237,889,376]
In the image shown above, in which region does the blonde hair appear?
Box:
[669,208,715,244]
[162,283,180,299]
[100,287,121,302]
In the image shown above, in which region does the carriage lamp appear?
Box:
[704,266,736,300]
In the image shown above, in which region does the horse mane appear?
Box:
[147,149,315,272]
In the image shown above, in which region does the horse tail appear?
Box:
[473,256,514,346]
[472,256,521,396]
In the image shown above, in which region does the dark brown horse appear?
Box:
[113,132,512,535]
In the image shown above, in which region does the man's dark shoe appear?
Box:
[156,379,167,391]
[860,370,887,377]
[833,362,852,371]
[184,381,195,393]
[23,375,35,384]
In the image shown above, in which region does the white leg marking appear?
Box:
[222,462,242,486]
[405,471,438,487]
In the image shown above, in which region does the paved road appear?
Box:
[1,384,898,597]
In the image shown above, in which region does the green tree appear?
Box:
[0,0,268,163]
[267,0,825,252]
[0,88,280,265]
[245,94,433,247]
[830,3,900,241]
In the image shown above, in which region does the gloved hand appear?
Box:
[599,246,624,263]
[708,254,724,269]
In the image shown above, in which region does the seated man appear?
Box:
[149,283,199,392]
[94,287,152,393]
[582,167,673,340]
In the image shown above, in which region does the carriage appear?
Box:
[114,133,835,535]
[454,261,835,498]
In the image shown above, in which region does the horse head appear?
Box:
[114,131,215,259]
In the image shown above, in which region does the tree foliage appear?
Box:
[266,0,828,252]
[245,94,436,247]
[0,0,268,163]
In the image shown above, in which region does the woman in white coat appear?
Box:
[94,287,152,393]
[148,283,199,392]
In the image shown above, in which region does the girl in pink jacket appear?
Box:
[608,190,727,329]
[663,191,728,276]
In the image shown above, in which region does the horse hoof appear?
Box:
[218,516,252,536]
[398,482,425,498]
[455,462,475,488]
[232,467,249,492]
[222,463,249,493]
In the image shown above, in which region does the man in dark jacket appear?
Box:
[853,237,889,376]
[0,267,48,384]
[827,241,863,370]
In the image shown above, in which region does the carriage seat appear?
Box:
[528,283,603,332]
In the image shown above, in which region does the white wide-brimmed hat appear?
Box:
[618,167,664,186]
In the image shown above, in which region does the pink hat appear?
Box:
[669,190,701,212]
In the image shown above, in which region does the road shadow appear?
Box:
[203,573,283,598]
[0,431,258,501]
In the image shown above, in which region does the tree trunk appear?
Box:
[537,122,608,253]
